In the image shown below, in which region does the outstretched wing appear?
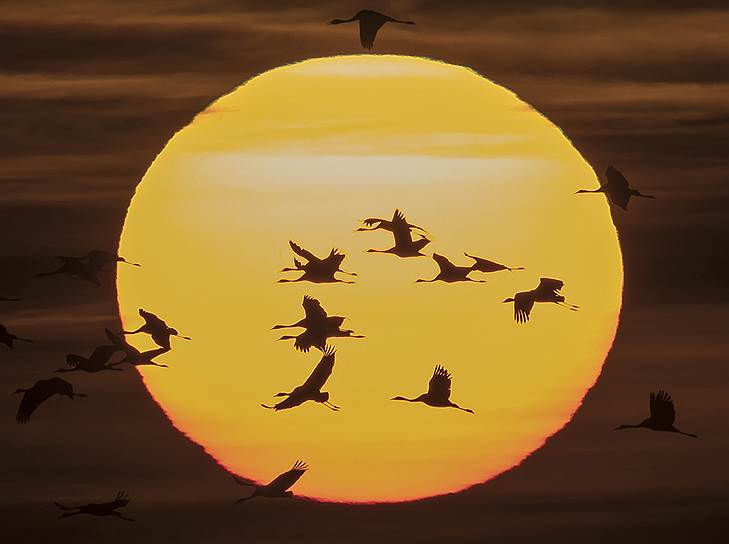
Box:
[267,460,308,493]
[16,380,58,424]
[89,344,119,365]
[513,292,534,323]
[105,329,140,358]
[427,365,452,403]
[140,309,167,330]
[391,209,414,247]
[359,18,385,49]
[432,253,457,275]
[289,241,318,263]
[465,253,508,273]
[301,346,335,391]
[605,165,629,192]
[537,278,564,294]
[650,390,676,426]
[302,295,327,322]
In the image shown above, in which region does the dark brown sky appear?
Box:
[1,1,728,542]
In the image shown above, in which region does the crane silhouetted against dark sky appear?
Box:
[615,390,697,438]
[577,165,655,210]
[57,344,122,373]
[55,491,134,521]
[14,377,86,424]
[0,323,32,348]
[328,10,415,50]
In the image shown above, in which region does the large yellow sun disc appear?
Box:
[117,55,622,503]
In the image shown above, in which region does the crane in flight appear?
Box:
[57,344,122,373]
[416,253,486,283]
[105,329,170,368]
[465,252,524,274]
[503,278,578,323]
[55,491,134,521]
[328,10,415,50]
[392,365,474,414]
[34,256,102,286]
[122,308,190,350]
[232,460,309,503]
[0,323,32,348]
[263,347,340,411]
[82,250,141,270]
[279,241,357,284]
[14,377,86,424]
[576,165,655,210]
[615,390,697,438]
[362,209,431,258]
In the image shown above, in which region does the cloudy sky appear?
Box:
[1,1,727,542]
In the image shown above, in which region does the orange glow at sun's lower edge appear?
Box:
[117,55,622,503]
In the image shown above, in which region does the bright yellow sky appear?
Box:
[117,55,622,503]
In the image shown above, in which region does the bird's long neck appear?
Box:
[576,188,602,194]
[388,17,415,24]
[392,396,419,402]
[330,16,356,24]
[614,423,645,430]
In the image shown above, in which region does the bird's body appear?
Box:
[233,461,308,503]
[122,308,190,350]
[503,278,578,323]
[262,347,339,411]
[0,323,32,348]
[35,256,101,285]
[274,296,364,352]
[362,209,430,257]
[465,253,524,273]
[55,491,134,521]
[14,377,86,424]
[279,241,356,284]
[417,253,485,283]
[392,365,474,413]
[105,329,169,367]
[616,390,697,438]
[576,165,655,210]
[59,344,122,373]
[329,10,415,50]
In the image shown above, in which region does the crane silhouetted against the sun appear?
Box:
[615,390,697,438]
[362,209,431,258]
[577,165,655,210]
[122,308,190,350]
[503,278,579,323]
[105,329,170,368]
[232,460,309,503]
[328,10,414,50]
[57,344,122,373]
[279,241,357,284]
[416,253,485,283]
[55,491,134,521]
[262,347,340,411]
[392,365,474,414]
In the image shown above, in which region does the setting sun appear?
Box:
[117,55,622,503]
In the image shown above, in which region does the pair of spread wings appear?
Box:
[233,460,309,493]
[513,278,565,323]
[289,241,343,264]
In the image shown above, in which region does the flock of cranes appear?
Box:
[2,7,684,512]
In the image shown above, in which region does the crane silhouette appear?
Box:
[14,377,86,424]
[232,460,308,503]
[392,365,474,414]
[328,10,415,50]
[57,344,122,373]
[615,390,697,438]
[503,278,579,323]
[273,295,364,352]
[35,256,102,285]
[279,241,357,284]
[465,252,524,273]
[416,253,486,283]
[55,491,134,521]
[0,323,32,348]
[105,329,170,368]
[362,209,430,257]
[262,347,340,411]
[82,250,141,270]
[576,165,655,210]
[122,308,190,350]
[357,209,428,235]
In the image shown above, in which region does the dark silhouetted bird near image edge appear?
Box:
[576,165,655,210]
[392,365,474,413]
[328,10,415,50]
[14,377,86,424]
[232,460,309,503]
[615,390,697,438]
[55,491,134,521]
[0,323,32,348]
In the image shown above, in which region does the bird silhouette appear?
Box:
[392,365,474,413]
[55,491,134,521]
[57,344,122,373]
[0,323,32,348]
[416,253,486,283]
[357,209,428,235]
[615,390,697,438]
[105,329,169,368]
[232,461,308,503]
[465,252,524,273]
[279,241,357,284]
[0,296,20,302]
[273,296,364,353]
[14,377,86,424]
[262,347,340,411]
[576,165,655,210]
[362,209,431,258]
[35,256,101,285]
[328,10,415,50]
[82,250,141,270]
[503,278,578,323]
[122,308,190,350]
